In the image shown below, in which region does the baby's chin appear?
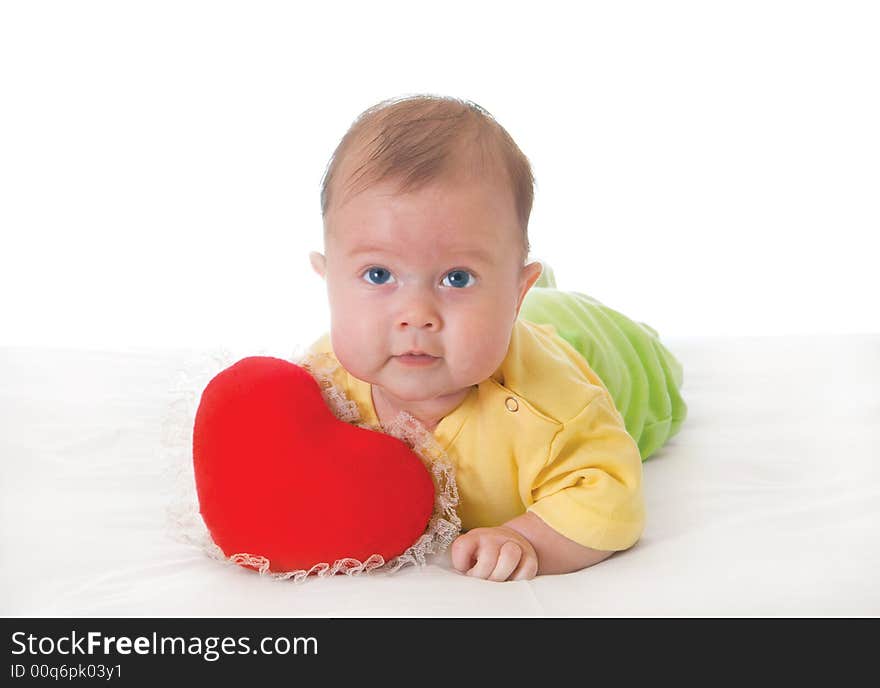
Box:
[359,367,472,403]
[338,355,486,401]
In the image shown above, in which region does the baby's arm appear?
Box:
[451,382,643,582]
[450,512,612,582]
[503,511,613,574]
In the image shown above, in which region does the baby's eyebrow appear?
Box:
[347,245,493,263]
[347,245,396,257]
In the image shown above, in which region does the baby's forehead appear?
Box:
[329,190,514,248]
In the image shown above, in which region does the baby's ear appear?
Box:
[515,261,545,316]
[309,252,327,279]
[521,260,544,292]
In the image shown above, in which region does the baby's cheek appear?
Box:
[447,331,508,384]
[329,322,374,369]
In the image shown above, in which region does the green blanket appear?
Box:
[519,262,687,461]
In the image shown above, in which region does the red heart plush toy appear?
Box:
[192,356,435,574]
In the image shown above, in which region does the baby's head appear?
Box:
[310,95,543,405]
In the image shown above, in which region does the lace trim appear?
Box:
[160,345,461,583]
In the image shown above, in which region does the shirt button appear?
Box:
[505,397,519,412]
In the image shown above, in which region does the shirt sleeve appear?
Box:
[526,392,645,552]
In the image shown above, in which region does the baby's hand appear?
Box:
[450,526,539,582]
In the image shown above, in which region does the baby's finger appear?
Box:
[450,535,478,573]
[466,543,502,580]
[509,551,539,581]
[488,541,523,582]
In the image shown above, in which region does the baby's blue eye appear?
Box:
[443,269,475,289]
[362,267,395,285]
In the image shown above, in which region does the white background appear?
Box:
[2,0,877,352]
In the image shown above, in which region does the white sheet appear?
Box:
[2,334,878,617]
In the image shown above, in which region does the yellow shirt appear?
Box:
[305,318,645,552]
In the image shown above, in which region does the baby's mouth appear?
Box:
[394,352,440,366]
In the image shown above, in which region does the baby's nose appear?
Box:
[397,298,441,330]
[398,315,437,329]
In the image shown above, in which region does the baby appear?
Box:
[307,95,647,582]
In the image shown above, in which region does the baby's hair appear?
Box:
[320,94,534,262]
